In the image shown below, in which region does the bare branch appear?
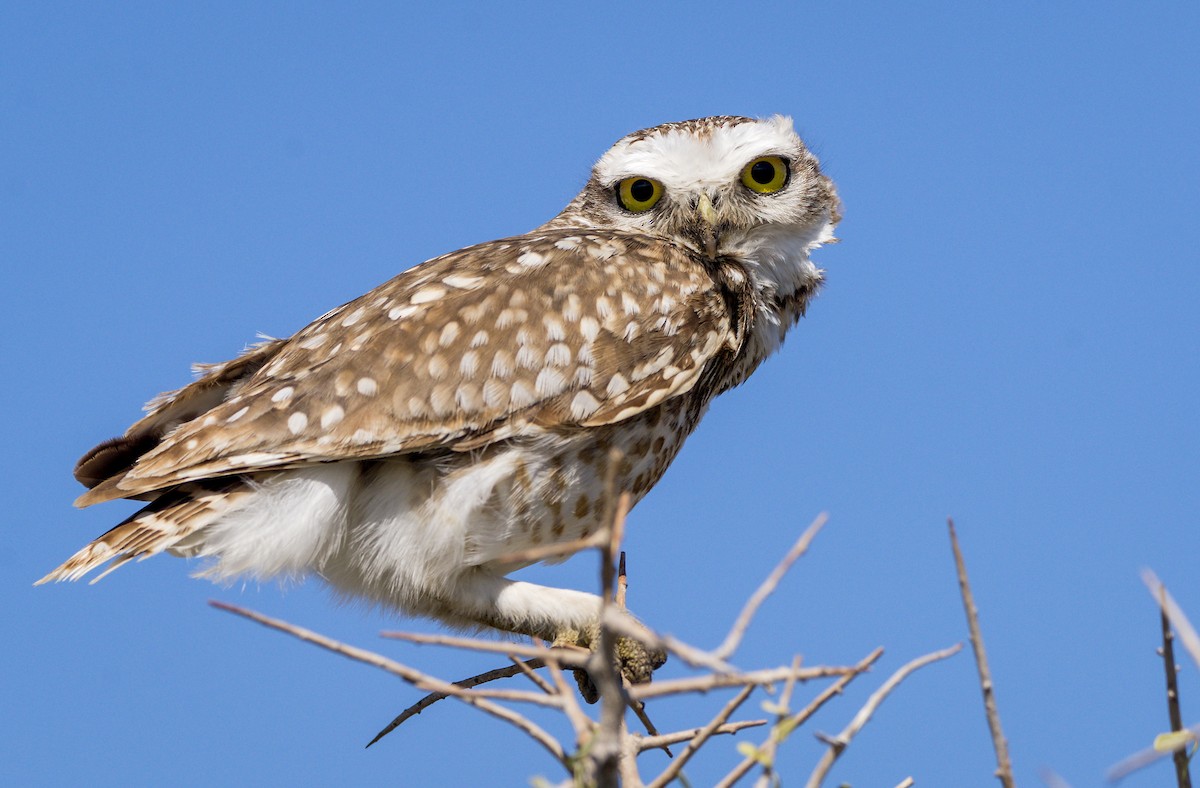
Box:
[511,655,556,695]
[1108,572,1200,783]
[1158,585,1193,788]
[491,531,609,566]
[611,553,669,757]
[640,719,767,751]
[805,643,963,788]
[381,630,590,670]
[1039,766,1072,788]
[544,647,594,745]
[715,647,884,788]
[630,663,858,701]
[1144,570,1200,674]
[368,658,548,747]
[646,685,756,788]
[949,518,1015,788]
[714,512,828,661]
[750,656,805,788]
[1107,725,1200,783]
[209,601,570,770]
[592,450,631,788]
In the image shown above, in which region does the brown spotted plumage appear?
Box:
[41,115,841,691]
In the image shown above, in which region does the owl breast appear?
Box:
[291,398,700,615]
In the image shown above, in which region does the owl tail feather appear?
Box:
[37,478,249,585]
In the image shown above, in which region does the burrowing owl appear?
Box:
[41,115,840,687]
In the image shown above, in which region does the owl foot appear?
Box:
[553,622,668,704]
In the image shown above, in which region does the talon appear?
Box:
[553,622,667,704]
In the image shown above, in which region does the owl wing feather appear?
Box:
[77,229,735,507]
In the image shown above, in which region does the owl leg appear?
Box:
[551,622,668,704]
[446,570,667,702]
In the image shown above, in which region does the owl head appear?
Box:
[548,115,841,261]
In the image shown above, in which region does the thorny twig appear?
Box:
[1159,586,1193,788]
[714,513,827,661]
[367,658,547,746]
[949,518,1015,788]
[805,643,963,788]
[715,647,884,788]
[1108,573,1200,783]
[209,601,571,769]
[214,508,972,785]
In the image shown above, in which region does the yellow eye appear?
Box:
[615,177,663,212]
[740,156,789,194]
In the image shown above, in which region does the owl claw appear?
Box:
[554,623,668,704]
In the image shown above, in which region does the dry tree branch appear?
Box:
[213,507,960,785]
[1038,767,1072,788]
[1144,571,1200,673]
[380,630,589,669]
[512,654,556,694]
[614,551,668,753]
[493,531,610,566]
[543,644,594,746]
[714,512,828,661]
[592,453,636,788]
[209,600,571,771]
[639,719,767,752]
[715,646,885,788]
[368,658,548,746]
[1108,725,1200,783]
[805,643,963,788]
[645,685,756,788]
[1108,573,1200,783]
[750,655,805,788]
[1159,586,1193,788]
[949,517,1015,788]
[629,664,858,701]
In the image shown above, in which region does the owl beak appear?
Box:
[696,192,719,258]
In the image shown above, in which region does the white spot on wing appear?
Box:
[357,377,378,396]
[606,373,630,397]
[298,334,328,350]
[439,322,460,346]
[428,355,449,379]
[543,315,566,341]
[535,367,567,397]
[321,405,345,429]
[443,273,483,289]
[516,346,540,370]
[226,406,250,423]
[460,350,479,378]
[517,250,546,268]
[271,387,295,403]
[411,286,446,304]
[570,390,601,419]
[545,343,571,367]
[288,412,308,434]
[509,380,535,408]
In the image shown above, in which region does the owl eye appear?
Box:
[615,177,663,212]
[740,156,789,194]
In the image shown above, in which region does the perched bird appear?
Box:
[40,115,840,689]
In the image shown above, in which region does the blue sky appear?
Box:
[3,2,1198,785]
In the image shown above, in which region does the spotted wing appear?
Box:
[79,229,735,506]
